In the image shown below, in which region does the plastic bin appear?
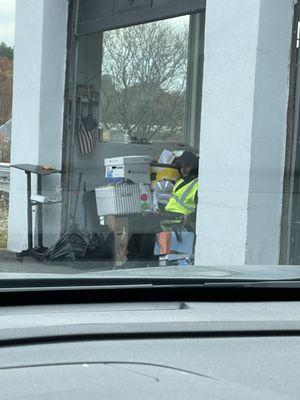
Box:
[95,184,152,216]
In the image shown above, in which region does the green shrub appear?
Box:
[0,229,7,249]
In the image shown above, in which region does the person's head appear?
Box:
[176,151,199,178]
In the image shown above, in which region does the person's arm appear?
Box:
[181,190,198,225]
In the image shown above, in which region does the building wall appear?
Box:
[8,0,68,251]
[195,0,294,266]
[246,0,294,264]
[7,0,295,264]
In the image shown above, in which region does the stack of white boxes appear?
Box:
[95,155,153,264]
[95,155,152,217]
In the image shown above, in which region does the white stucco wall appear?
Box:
[195,0,260,265]
[246,0,294,264]
[8,0,68,251]
[195,0,294,266]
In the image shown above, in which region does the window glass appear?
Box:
[99,16,189,144]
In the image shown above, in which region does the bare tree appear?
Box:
[100,18,189,142]
[0,139,11,163]
[0,56,13,126]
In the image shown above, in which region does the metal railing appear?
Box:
[0,163,10,193]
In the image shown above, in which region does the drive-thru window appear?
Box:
[57,0,206,266]
[6,0,294,269]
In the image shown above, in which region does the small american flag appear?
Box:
[78,115,97,155]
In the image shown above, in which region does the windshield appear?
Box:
[1,0,300,281]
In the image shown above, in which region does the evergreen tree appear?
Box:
[0,42,13,60]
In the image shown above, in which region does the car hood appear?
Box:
[1,264,300,282]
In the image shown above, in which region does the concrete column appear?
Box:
[246,0,294,265]
[8,0,68,251]
[195,0,294,266]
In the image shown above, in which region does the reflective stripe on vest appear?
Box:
[165,178,198,215]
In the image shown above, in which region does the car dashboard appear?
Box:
[0,300,300,399]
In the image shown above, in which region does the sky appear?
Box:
[0,0,15,46]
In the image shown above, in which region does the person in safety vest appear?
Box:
[162,151,199,231]
[126,151,199,262]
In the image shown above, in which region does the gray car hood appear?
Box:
[1,264,300,282]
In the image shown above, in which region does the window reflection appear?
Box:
[100,16,189,144]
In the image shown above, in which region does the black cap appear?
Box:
[176,151,199,169]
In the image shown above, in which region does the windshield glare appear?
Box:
[0,0,299,278]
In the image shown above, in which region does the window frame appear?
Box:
[97,12,204,148]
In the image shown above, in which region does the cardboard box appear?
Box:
[105,215,129,263]
[105,163,150,184]
[105,215,128,232]
[105,155,151,166]
[105,156,151,184]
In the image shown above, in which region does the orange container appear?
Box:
[157,232,172,255]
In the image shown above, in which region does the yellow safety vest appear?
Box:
[165,178,198,216]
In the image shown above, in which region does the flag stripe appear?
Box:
[78,119,97,155]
